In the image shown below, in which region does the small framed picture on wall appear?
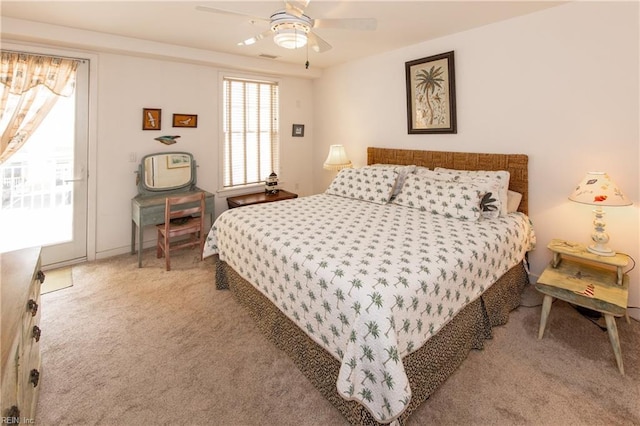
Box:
[142,108,161,130]
[172,114,198,128]
[292,124,305,137]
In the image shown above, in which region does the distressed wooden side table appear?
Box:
[536,239,630,375]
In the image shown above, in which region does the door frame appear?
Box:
[4,42,99,266]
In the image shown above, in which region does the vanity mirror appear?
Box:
[137,152,196,195]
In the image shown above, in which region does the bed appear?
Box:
[204,147,535,425]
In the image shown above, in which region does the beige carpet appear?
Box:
[40,266,73,294]
[36,249,640,425]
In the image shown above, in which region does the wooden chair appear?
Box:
[156,192,205,271]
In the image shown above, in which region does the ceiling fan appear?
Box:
[195,0,377,53]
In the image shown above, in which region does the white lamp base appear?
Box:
[588,207,616,256]
[587,244,616,257]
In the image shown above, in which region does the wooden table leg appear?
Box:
[138,224,144,268]
[538,294,553,340]
[131,220,136,255]
[604,314,624,375]
[616,266,623,286]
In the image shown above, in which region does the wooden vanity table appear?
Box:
[130,152,214,267]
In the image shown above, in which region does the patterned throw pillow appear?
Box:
[325,167,398,204]
[411,169,501,219]
[460,176,502,219]
[393,174,482,221]
[434,167,510,217]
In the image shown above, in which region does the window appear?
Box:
[222,76,279,189]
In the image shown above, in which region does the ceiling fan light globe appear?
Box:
[273,30,308,49]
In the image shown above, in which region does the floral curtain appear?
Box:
[0,51,79,164]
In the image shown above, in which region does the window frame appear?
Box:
[218,71,281,193]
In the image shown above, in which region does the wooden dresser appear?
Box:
[1,247,44,422]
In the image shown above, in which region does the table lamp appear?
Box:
[568,171,631,256]
[323,145,352,171]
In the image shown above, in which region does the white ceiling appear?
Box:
[1,1,565,69]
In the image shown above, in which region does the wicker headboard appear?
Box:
[367,147,528,215]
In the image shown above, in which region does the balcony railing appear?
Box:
[1,158,73,211]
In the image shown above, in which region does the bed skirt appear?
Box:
[216,258,528,425]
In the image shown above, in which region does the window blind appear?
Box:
[222,77,279,188]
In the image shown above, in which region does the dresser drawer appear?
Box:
[22,299,42,360]
[22,296,40,343]
[18,337,42,420]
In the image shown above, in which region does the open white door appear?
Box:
[0,59,88,267]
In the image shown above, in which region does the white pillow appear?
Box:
[507,190,523,213]
[393,174,482,221]
[434,167,510,217]
[325,167,398,204]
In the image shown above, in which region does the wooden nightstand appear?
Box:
[226,190,298,209]
[536,239,630,375]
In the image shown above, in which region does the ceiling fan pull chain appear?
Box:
[305,42,310,69]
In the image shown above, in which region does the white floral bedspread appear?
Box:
[204,194,535,423]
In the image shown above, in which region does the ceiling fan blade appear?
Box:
[284,0,310,18]
[237,29,273,47]
[313,18,377,31]
[307,31,332,53]
[195,5,269,23]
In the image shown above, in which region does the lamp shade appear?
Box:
[323,145,352,171]
[568,171,631,206]
[568,171,631,256]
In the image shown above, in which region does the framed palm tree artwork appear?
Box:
[405,51,457,134]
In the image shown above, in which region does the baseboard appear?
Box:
[96,239,158,260]
[42,257,87,271]
[95,246,130,260]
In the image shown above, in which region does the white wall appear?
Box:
[95,54,315,257]
[313,2,640,317]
